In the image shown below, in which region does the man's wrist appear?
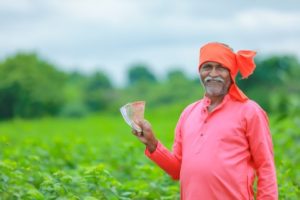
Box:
[146,139,158,153]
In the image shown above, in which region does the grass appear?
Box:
[0,106,299,199]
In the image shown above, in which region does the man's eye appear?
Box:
[202,66,211,70]
[217,67,227,71]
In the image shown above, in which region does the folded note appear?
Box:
[120,101,145,132]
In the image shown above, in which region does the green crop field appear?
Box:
[0,106,299,199]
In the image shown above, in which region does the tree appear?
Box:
[127,64,157,86]
[237,55,300,113]
[83,71,115,111]
[166,69,189,83]
[0,53,65,119]
[85,71,112,92]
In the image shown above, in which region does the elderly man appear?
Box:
[132,42,278,199]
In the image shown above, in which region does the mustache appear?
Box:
[204,76,225,83]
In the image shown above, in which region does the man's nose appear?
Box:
[209,67,219,77]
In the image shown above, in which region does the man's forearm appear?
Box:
[145,141,181,180]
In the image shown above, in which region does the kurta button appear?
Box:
[200,133,204,136]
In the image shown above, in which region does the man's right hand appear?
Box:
[132,120,158,153]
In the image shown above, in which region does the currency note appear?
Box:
[120,101,145,132]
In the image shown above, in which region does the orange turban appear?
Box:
[198,42,256,102]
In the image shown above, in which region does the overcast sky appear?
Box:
[1,0,300,85]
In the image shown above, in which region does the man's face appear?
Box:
[199,62,232,98]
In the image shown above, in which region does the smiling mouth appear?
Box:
[206,80,223,84]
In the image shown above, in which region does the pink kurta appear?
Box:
[145,95,278,200]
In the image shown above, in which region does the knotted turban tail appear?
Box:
[199,42,257,102]
[229,50,257,102]
[228,84,248,102]
[236,50,257,79]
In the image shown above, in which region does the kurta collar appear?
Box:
[202,94,232,111]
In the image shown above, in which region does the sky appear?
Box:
[1,0,300,86]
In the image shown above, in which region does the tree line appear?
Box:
[0,52,299,120]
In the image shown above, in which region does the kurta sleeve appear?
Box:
[144,106,189,180]
[245,102,278,199]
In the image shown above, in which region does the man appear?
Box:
[132,42,278,199]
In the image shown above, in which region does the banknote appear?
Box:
[120,101,145,132]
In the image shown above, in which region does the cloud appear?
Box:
[0,0,300,85]
[49,0,143,25]
[236,9,300,31]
